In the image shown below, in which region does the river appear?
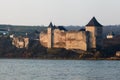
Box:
[0,59,120,80]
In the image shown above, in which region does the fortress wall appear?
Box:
[53,29,66,48]
[66,31,87,51]
[40,33,48,47]
[24,38,29,48]
[40,29,88,51]
[12,37,29,48]
[17,41,24,48]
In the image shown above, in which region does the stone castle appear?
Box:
[40,17,103,51]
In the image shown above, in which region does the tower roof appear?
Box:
[58,26,68,31]
[86,17,103,27]
[48,22,54,28]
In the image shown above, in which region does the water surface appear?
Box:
[0,59,120,80]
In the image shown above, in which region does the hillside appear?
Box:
[0,24,120,38]
[0,24,47,36]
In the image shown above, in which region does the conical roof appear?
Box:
[86,17,102,27]
[48,22,54,28]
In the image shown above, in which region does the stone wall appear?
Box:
[12,37,29,48]
[66,31,87,51]
[54,29,66,48]
[40,29,88,51]
[40,32,48,47]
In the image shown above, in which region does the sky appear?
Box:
[0,0,119,26]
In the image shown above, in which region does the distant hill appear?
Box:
[0,24,47,36]
[65,25,82,30]
[0,24,120,38]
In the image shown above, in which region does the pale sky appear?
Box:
[0,0,119,26]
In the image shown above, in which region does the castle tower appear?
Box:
[85,17,103,50]
[47,22,55,48]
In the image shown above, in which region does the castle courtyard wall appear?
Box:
[53,29,66,48]
[12,37,29,48]
[40,30,88,51]
[40,32,48,47]
[66,31,87,51]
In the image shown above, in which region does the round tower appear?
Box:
[85,17,103,50]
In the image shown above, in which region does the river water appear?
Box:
[0,59,120,80]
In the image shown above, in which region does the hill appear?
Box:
[0,24,120,38]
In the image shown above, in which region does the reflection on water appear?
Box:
[0,59,120,80]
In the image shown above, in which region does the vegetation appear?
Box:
[0,36,119,60]
[0,24,47,36]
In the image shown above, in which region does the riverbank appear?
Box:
[0,37,120,60]
[1,57,120,60]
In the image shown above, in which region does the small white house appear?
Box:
[106,32,115,39]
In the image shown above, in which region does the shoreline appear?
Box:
[0,57,120,60]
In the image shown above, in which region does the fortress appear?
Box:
[40,17,103,51]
